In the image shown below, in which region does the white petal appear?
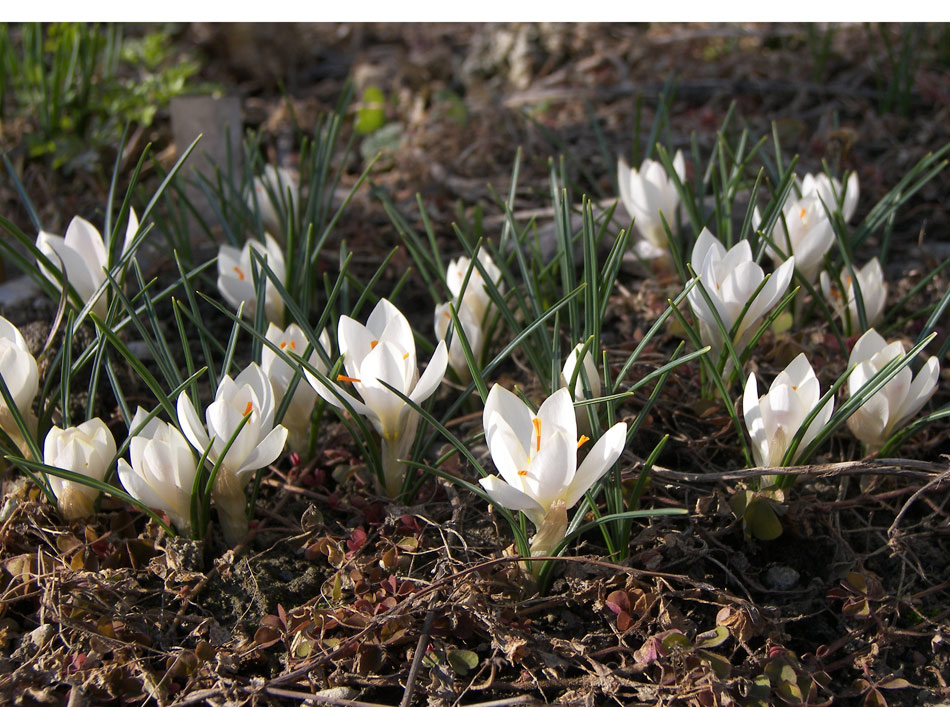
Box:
[564,422,626,508]
[176,392,211,455]
[479,475,545,526]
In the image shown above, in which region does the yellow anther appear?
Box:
[233,266,245,281]
[403,352,409,360]
[517,469,528,476]
[799,207,807,220]
[243,401,253,417]
[577,435,590,449]
[532,418,542,452]
[337,375,361,383]
[280,341,287,349]
[370,340,378,349]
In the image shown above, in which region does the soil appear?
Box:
[1,22,950,707]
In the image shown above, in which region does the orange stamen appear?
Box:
[370,340,378,349]
[337,375,361,383]
[280,341,287,349]
[799,207,807,220]
[532,418,541,452]
[289,340,296,350]
[233,266,245,281]
[403,352,409,360]
[577,435,590,449]
[243,401,253,417]
[517,469,528,476]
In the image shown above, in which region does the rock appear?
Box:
[765,565,800,591]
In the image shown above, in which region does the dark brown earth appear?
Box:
[1,23,949,707]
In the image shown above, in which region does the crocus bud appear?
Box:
[248,165,299,237]
[561,343,601,433]
[801,171,859,223]
[846,329,939,452]
[617,150,686,258]
[118,408,198,536]
[434,301,483,381]
[36,211,137,318]
[216,233,286,325]
[177,363,288,545]
[0,316,39,455]
[819,258,886,335]
[687,228,795,362]
[261,324,330,454]
[743,353,833,471]
[44,419,116,520]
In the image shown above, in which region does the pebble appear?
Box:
[765,565,800,591]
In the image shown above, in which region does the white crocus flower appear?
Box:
[756,194,834,283]
[118,408,198,536]
[445,249,503,325]
[261,323,331,454]
[35,210,138,318]
[177,363,288,545]
[819,258,887,335]
[801,171,859,223]
[687,228,795,361]
[306,298,448,496]
[216,233,286,325]
[248,165,299,236]
[479,385,627,558]
[0,316,39,451]
[44,418,117,521]
[561,343,601,434]
[743,353,834,475]
[846,329,939,452]
[617,150,686,259]
[434,301,483,381]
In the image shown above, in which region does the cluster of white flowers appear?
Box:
[0,151,940,566]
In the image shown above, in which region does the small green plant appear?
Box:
[0,23,200,171]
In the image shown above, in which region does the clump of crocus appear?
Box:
[217,233,286,325]
[35,210,138,318]
[261,323,331,454]
[743,353,834,473]
[819,258,887,335]
[617,151,686,260]
[561,342,601,433]
[0,316,39,455]
[118,407,199,537]
[846,329,939,452]
[44,419,117,520]
[177,363,288,545]
[687,228,795,365]
[479,385,626,559]
[308,299,447,496]
[247,165,299,236]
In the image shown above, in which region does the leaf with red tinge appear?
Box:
[347,526,368,554]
